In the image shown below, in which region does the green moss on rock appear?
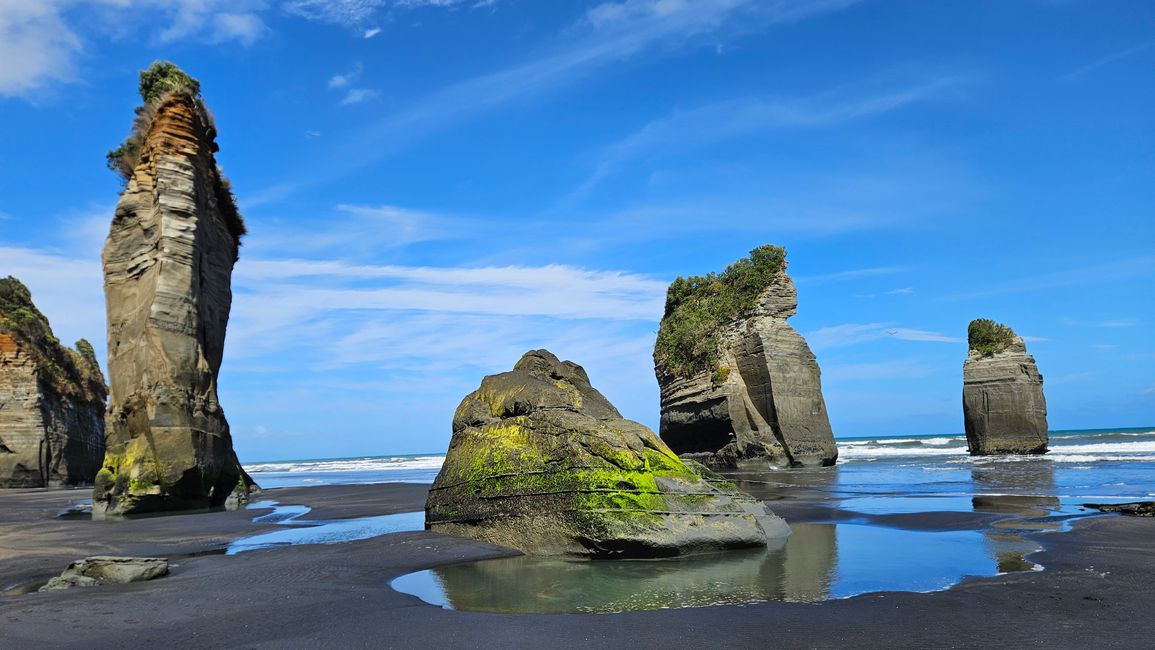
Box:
[426,350,789,556]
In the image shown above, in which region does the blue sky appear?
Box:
[1,0,1152,462]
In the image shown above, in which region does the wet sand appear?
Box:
[1,483,1152,648]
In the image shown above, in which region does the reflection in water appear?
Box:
[391,523,1010,614]
[970,461,1059,572]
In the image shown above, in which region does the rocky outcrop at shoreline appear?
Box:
[95,62,250,516]
[0,277,107,488]
[40,557,169,591]
[426,349,790,557]
[962,319,1048,455]
[654,246,837,468]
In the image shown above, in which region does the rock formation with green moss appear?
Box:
[95,62,250,516]
[426,350,790,557]
[0,277,107,487]
[963,319,1048,455]
[654,246,836,468]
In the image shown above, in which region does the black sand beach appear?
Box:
[2,483,1153,649]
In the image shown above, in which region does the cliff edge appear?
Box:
[0,277,106,487]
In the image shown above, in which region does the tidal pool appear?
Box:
[227,501,424,555]
[391,522,1038,614]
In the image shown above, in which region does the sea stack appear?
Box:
[95,62,249,516]
[0,278,107,487]
[426,350,790,557]
[653,246,837,468]
[962,319,1048,455]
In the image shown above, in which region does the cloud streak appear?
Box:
[805,323,963,351]
[565,75,969,201]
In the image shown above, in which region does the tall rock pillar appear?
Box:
[95,62,249,516]
[654,246,837,468]
[962,319,1048,455]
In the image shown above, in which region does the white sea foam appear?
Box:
[837,433,1155,463]
[1049,441,1155,454]
[246,455,446,474]
[838,445,966,460]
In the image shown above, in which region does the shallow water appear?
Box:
[226,501,424,555]
[241,428,1155,612]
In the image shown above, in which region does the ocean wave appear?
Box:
[838,435,1155,464]
[246,456,446,474]
[838,445,966,459]
[1048,441,1155,454]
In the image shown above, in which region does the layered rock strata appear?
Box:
[655,248,837,468]
[426,350,790,557]
[96,64,249,516]
[962,320,1048,455]
[0,278,107,488]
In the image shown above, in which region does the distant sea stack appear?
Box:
[653,246,837,468]
[426,350,790,557]
[95,62,250,516]
[962,319,1048,455]
[0,277,107,487]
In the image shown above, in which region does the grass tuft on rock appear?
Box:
[655,245,786,378]
[968,318,1016,358]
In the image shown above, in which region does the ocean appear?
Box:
[245,427,1155,505]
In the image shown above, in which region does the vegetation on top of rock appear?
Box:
[138,61,201,104]
[968,318,1016,358]
[106,61,246,240]
[0,277,106,401]
[655,245,787,378]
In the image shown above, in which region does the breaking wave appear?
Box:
[246,455,446,474]
[837,430,1155,464]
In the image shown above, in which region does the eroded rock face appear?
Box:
[962,326,1048,455]
[656,267,837,468]
[96,87,248,516]
[426,350,790,557]
[0,278,106,488]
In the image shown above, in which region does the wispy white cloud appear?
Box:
[796,266,908,283]
[0,1,81,98]
[210,11,269,45]
[947,256,1155,301]
[825,358,934,381]
[328,62,362,88]
[566,75,969,201]
[1060,41,1152,82]
[806,323,963,350]
[283,0,499,28]
[0,0,267,98]
[249,203,467,256]
[346,0,861,164]
[854,287,914,299]
[339,87,378,105]
[282,0,388,26]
